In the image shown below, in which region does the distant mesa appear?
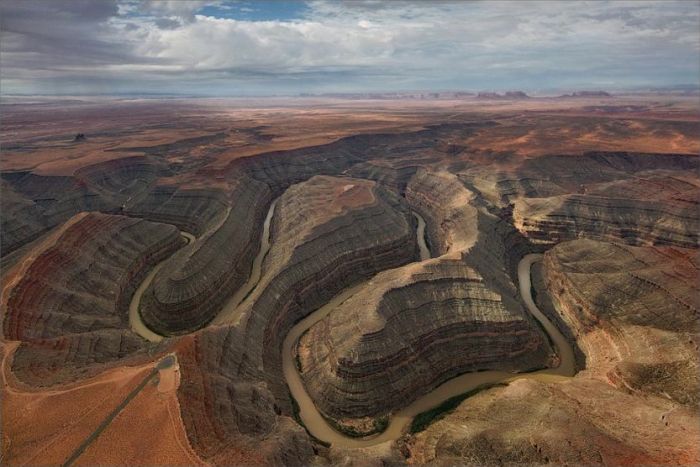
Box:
[558,90,612,98]
[477,91,530,99]
[301,91,475,100]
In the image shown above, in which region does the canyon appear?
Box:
[1,95,698,465]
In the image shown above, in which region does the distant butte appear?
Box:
[558,90,612,97]
[477,91,530,99]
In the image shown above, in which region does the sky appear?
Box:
[1,0,699,96]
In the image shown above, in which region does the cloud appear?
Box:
[1,0,698,95]
[139,0,222,22]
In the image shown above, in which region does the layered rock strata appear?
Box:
[514,193,699,248]
[174,333,316,465]
[450,151,700,248]
[0,181,48,255]
[137,177,272,334]
[0,155,172,256]
[0,172,111,255]
[74,155,161,206]
[4,212,184,385]
[175,176,416,460]
[403,238,700,465]
[298,258,552,422]
[405,169,478,256]
[295,168,557,433]
[124,185,229,236]
[541,239,700,405]
[462,152,700,206]
[131,125,482,336]
[404,377,700,465]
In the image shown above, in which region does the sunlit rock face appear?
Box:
[287,167,554,431]
[541,239,700,406]
[1,96,698,465]
[510,153,700,248]
[403,239,700,466]
[137,178,274,335]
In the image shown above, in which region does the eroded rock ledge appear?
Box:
[175,176,417,462]
[515,193,699,248]
[541,238,700,405]
[4,212,183,386]
[292,168,555,433]
[405,169,478,256]
[298,258,552,423]
[137,177,273,335]
[404,238,700,465]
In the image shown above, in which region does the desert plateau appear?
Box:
[1,93,698,465]
[1,1,699,465]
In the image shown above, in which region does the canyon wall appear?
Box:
[174,176,417,461]
[4,212,184,385]
[299,258,552,423]
[403,238,700,465]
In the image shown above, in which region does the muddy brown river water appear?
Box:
[129,206,575,448]
[129,232,195,342]
[282,248,575,447]
[212,198,280,325]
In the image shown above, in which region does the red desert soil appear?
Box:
[1,219,200,464]
[74,352,204,466]
[1,341,153,465]
[1,95,698,464]
[4,96,696,177]
[2,341,202,465]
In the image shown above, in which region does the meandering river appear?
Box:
[129,232,195,342]
[413,212,430,261]
[281,245,575,447]
[212,198,280,325]
[129,198,279,338]
[129,204,575,448]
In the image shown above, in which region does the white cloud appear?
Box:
[1,0,698,94]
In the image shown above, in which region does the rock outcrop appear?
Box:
[541,239,699,405]
[405,169,478,256]
[404,377,700,465]
[402,238,700,465]
[131,124,483,336]
[125,186,229,235]
[4,212,184,385]
[0,156,166,256]
[174,176,417,460]
[137,178,272,335]
[2,101,698,465]
[0,172,112,255]
[514,193,699,248]
[298,258,552,424]
[452,151,700,248]
[294,168,555,433]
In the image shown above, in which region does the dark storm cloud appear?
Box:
[1,0,135,72]
[1,0,698,95]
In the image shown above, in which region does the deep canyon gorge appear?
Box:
[1,95,699,465]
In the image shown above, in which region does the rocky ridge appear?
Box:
[298,258,552,424]
[294,168,554,433]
